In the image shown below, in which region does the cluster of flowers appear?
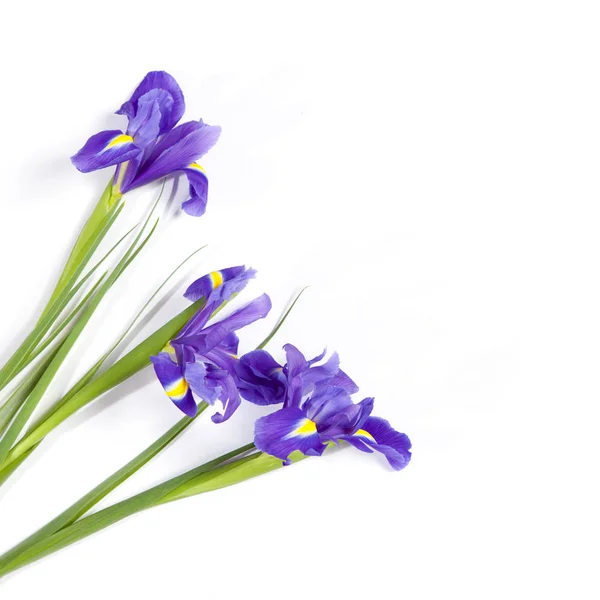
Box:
[151,266,411,470]
[71,70,410,470]
[0,71,411,577]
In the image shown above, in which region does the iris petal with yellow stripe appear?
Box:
[71,129,140,174]
[150,352,197,417]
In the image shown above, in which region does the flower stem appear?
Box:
[0,405,207,569]
[0,443,261,578]
[0,301,202,481]
[39,181,120,321]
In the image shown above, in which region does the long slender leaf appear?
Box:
[0,348,61,437]
[1,301,203,470]
[0,406,205,568]
[257,287,309,349]
[0,448,34,488]
[0,203,126,392]
[20,262,114,369]
[0,201,160,466]
[38,181,119,321]
[0,443,256,578]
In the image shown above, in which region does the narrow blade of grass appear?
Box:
[257,287,309,349]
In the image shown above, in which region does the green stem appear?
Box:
[39,181,120,321]
[0,406,206,568]
[0,346,62,438]
[0,198,124,393]
[0,443,260,578]
[0,301,202,475]
[0,203,156,466]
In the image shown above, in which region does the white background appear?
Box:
[0,1,597,597]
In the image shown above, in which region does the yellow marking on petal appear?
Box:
[355,429,375,441]
[295,419,317,436]
[209,271,224,289]
[189,162,206,173]
[166,378,189,400]
[107,134,134,149]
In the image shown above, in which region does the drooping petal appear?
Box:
[117,70,185,134]
[150,353,196,416]
[183,266,256,304]
[128,120,221,190]
[254,407,326,464]
[71,130,141,173]
[181,163,209,216]
[210,373,242,423]
[236,350,286,406]
[183,360,221,406]
[352,416,412,471]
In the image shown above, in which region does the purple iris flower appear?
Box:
[151,267,271,421]
[236,343,357,407]
[244,344,411,470]
[71,71,221,216]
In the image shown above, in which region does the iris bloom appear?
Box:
[151,267,270,421]
[71,71,221,216]
[240,344,412,470]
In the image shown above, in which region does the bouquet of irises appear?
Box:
[0,71,411,577]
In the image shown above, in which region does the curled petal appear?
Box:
[181,164,209,216]
[71,130,140,173]
[184,265,255,305]
[117,70,185,134]
[126,90,164,149]
[352,416,412,471]
[236,350,286,406]
[183,361,221,406]
[150,352,197,416]
[254,407,326,464]
[211,374,242,423]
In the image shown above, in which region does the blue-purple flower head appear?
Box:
[71,71,221,217]
[151,266,271,422]
[238,344,412,471]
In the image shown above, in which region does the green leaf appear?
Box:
[14,272,108,373]
[0,202,126,392]
[0,197,160,467]
[0,406,206,568]
[0,448,34,488]
[38,181,120,321]
[0,300,203,470]
[159,450,306,504]
[0,442,255,578]
[257,287,309,350]
[0,348,61,437]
